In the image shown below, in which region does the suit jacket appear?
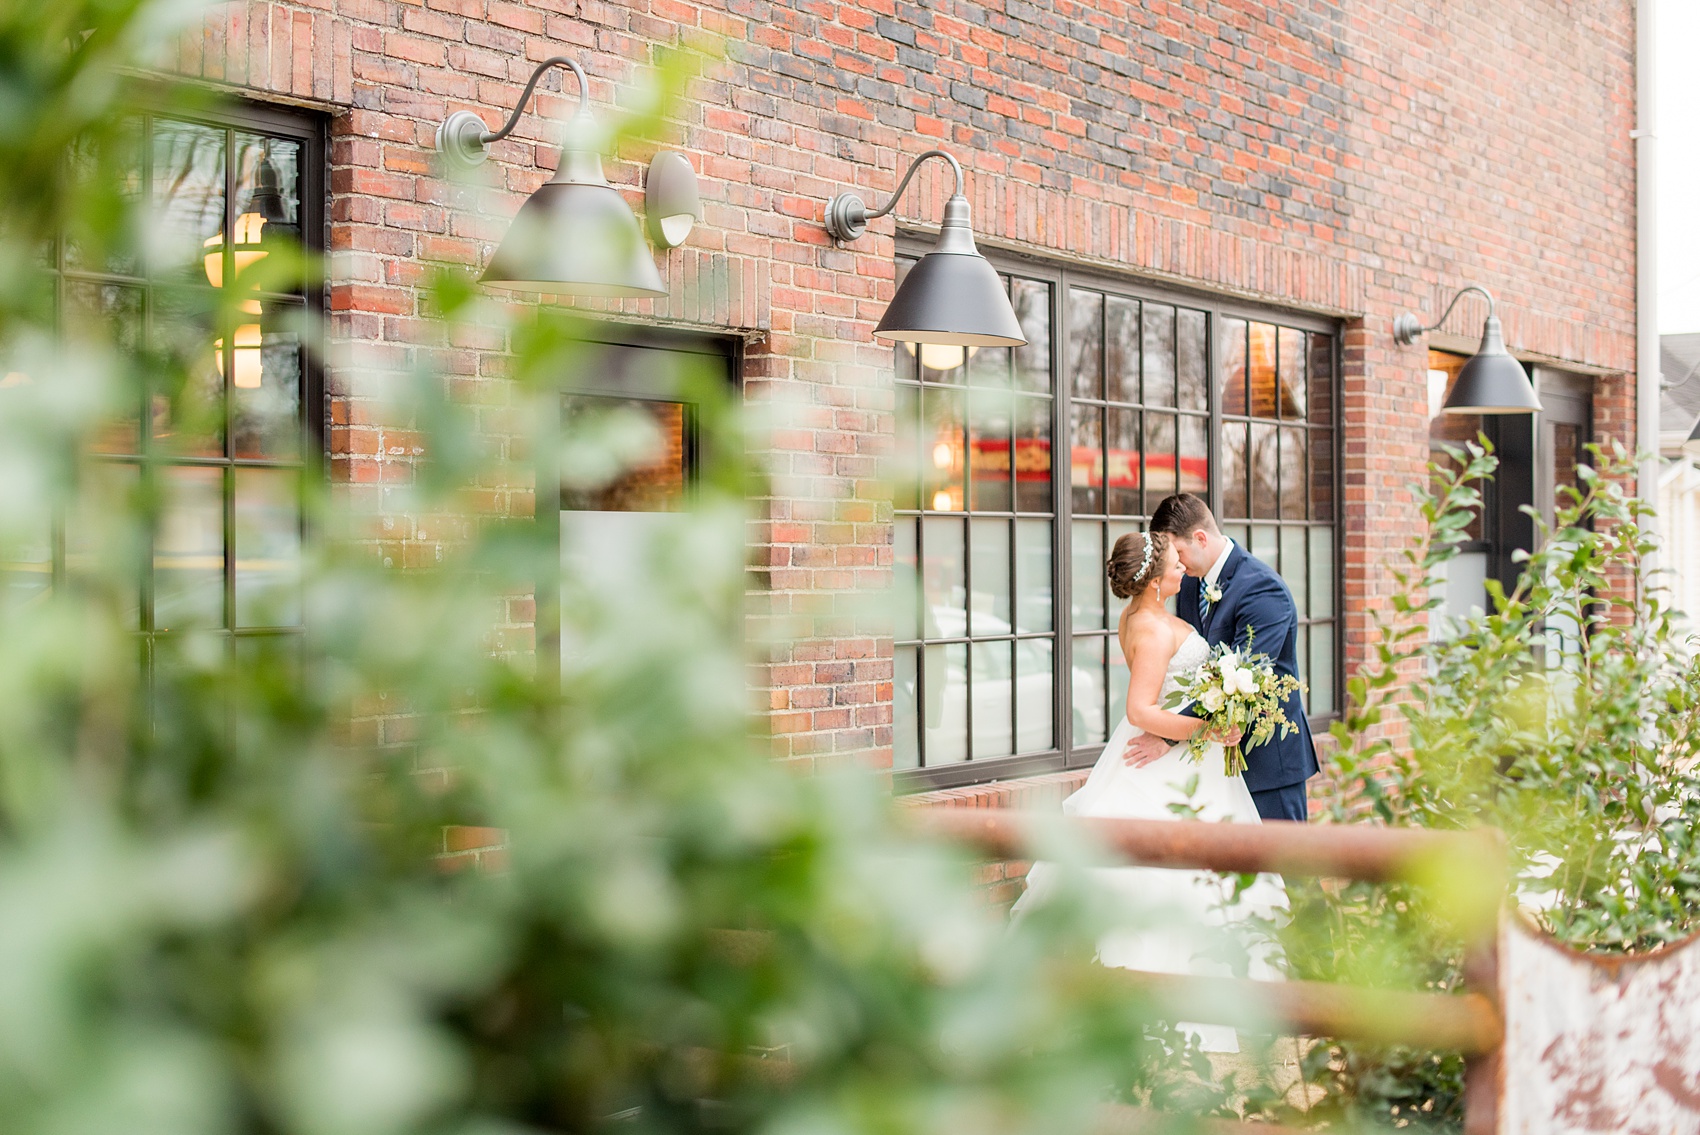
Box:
[1175,544,1319,793]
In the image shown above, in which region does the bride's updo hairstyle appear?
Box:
[1108,530,1169,600]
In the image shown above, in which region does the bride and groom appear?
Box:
[1016,492,1318,1049]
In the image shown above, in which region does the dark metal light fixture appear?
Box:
[436,56,665,297]
[824,150,1025,352]
[1394,284,1541,414]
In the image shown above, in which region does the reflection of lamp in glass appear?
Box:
[203,147,287,389]
[203,147,287,288]
[904,342,979,372]
[932,440,954,469]
[931,491,952,511]
[214,300,264,389]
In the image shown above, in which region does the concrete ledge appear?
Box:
[899,769,1089,811]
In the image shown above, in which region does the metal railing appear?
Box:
[909,808,1507,1134]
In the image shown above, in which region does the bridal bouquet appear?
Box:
[1165,634,1305,776]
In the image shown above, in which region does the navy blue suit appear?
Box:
[1176,544,1318,821]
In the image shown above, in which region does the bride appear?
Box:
[1015,530,1286,1052]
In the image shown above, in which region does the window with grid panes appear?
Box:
[892,265,1057,774]
[893,254,1339,790]
[1213,318,1337,722]
[43,107,319,669]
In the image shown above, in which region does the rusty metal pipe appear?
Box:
[1094,1105,1321,1134]
[1117,970,1504,1055]
[910,807,1504,885]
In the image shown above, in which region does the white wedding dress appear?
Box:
[1015,631,1287,1052]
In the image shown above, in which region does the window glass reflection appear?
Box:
[235,467,301,627]
[969,518,1011,638]
[233,321,303,460]
[1278,327,1307,419]
[1013,278,1052,394]
[1105,295,1139,404]
[1015,637,1055,752]
[922,386,965,512]
[968,388,1013,512]
[1070,401,1103,516]
[1106,406,1141,516]
[971,639,1015,760]
[50,112,314,674]
[1141,411,1176,506]
[1068,288,1103,400]
[1142,302,1176,409]
[150,121,226,282]
[893,276,1340,778]
[1072,635,1106,745]
[926,642,969,764]
[154,466,224,630]
[1177,308,1208,412]
[561,395,688,512]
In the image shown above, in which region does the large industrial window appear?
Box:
[36,104,321,669]
[894,255,1340,790]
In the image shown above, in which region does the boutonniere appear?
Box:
[1205,583,1224,604]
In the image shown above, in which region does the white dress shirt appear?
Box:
[1203,539,1235,592]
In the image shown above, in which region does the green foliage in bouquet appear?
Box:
[1165,632,1305,776]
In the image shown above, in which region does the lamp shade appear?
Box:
[482,180,664,296]
[873,196,1025,349]
[1442,314,1541,414]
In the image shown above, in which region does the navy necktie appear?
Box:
[1199,584,1214,628]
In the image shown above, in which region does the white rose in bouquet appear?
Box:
[1164,629,1305,777]
[1221,662,1256,697]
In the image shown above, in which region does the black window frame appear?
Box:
[41,97,326,673]
[534,321,744,693]
[893,238,1344,792]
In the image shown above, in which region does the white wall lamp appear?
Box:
[644,151,700,249]
[824,149,1025,367]
[437,56,701,296]
[1394,284,1541,414]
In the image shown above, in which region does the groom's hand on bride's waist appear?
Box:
[1122,731,1173,768]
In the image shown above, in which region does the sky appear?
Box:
[1661,0,1700,335]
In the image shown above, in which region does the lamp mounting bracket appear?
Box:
[1394,283,1497,347]
[437,56,591,171]
[825,149,966,242]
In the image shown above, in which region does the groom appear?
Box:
[1122,493,1318,822]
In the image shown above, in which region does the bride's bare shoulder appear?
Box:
[1120,606,1173,647]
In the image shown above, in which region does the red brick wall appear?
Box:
[162,0,1640,781]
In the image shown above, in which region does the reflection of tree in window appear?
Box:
[560,395,688,512]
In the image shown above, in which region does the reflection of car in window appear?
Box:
[897,606,1102,760]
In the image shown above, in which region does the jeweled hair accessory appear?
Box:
[1130,532,1155,583]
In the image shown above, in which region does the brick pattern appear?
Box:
[165,0,1640,776]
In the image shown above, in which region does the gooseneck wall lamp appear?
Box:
[1393,284,1541,414]
[825,150,1026,367]
[437,56,699,297]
